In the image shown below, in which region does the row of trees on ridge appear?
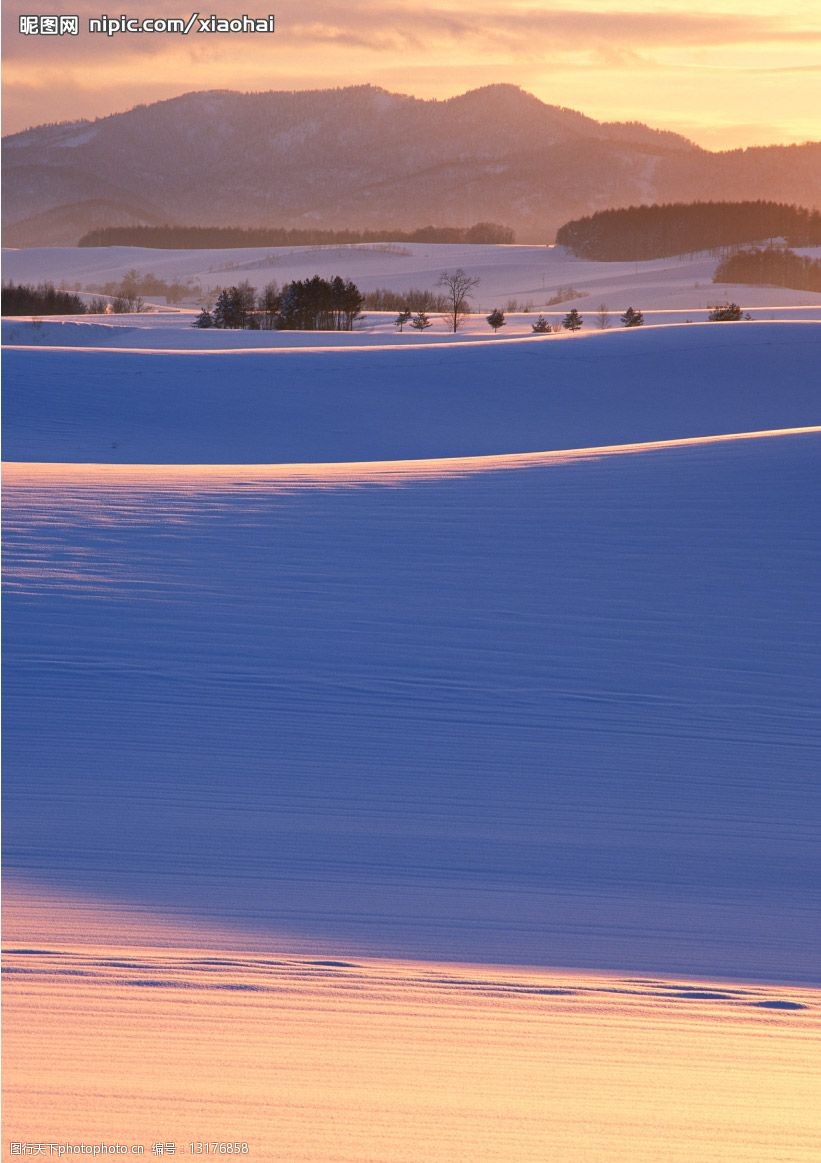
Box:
[195,276,365,330]
[2,282,92,315]
[198,270,488,333]
[713,247,821,293]
[80,221,515,249]
[556,201,821,261]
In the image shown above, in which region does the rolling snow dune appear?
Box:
[5,308,821,353]
[4,430,820,980]
[4,939,820,1163]
[4,306,821,1158]
[4,241,821,315]
[4,322,821,463]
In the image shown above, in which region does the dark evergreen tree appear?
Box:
[562,308,583,331]
[276,282,304,330]
[486,308,506,332]
[394,309,412,332]
[329,275,347,330]
[234,281,257,327]
[193,307,213,328]
[410,311,432,331]
[335,277,365,330]
[212,289,236,328]
[1,281,88,315]
[259,282,281,329]
[531,315,551,333]
[276,275,365,331]
[211,283,257,328]
[707,302,743,321]
[621,306,644,327]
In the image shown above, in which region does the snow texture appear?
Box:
[3,316,820,981]
[4,241,821,317]
[4,323,821,464]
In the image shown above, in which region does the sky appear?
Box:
[3,0,821,147]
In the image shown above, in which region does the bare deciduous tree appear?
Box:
[437,269,480,332]
[595,303,612,329]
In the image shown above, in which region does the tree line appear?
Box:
[362,287,451,313]
[86,268,199,305]
[197,276,365,330]
[79,221,515,249]
[2,273,200,315]
[2,282,91,315]
[203,270,488,332]
[556,201,821,261]
[713,247,821,293]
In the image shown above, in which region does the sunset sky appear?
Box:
[3,0,821,145]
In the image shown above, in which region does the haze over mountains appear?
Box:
[3,83,821,245]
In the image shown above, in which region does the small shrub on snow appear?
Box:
[707,302,743,322]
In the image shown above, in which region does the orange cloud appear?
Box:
[2,1,820,145]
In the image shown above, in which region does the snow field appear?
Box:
[4,322,821,464]
[5,427,820,979]
[3,303,819,983]
[4,240,821,325]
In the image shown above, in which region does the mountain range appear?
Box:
[3,84,820,246]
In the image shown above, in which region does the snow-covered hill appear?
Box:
[4,323,820,463]
[4,321,820,984]
[6,84,820,244]
[5,241,821,322]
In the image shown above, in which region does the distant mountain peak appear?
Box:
[446,83,531,100]
[3,85,819,246]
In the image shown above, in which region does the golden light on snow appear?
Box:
[4,425,821,494]
[5,319,821,1158]
[4,887,821,1162]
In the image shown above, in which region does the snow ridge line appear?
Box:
[4,318,821,358]
[4,425,820,487]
